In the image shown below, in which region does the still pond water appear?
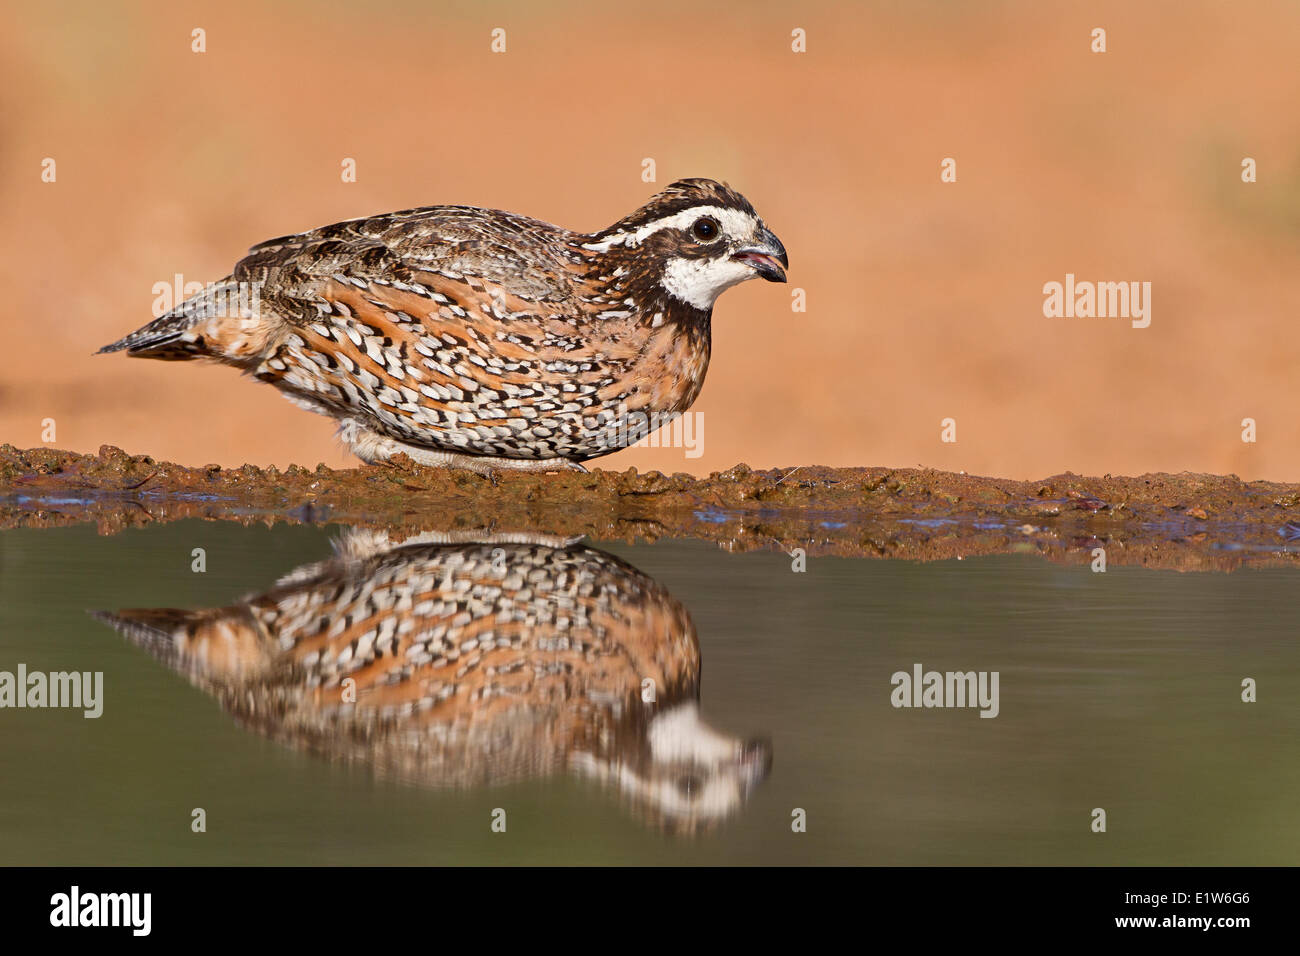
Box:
[0,520,1296,864]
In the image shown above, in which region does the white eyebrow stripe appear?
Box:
[582,206,756,251]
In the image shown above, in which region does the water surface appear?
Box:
[1,520,1296,865]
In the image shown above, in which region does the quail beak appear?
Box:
[731,228,789,283]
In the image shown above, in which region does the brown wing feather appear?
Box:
[236,205,578,303]
[231,207,657,459]
[107,200,715,461]
[94,539,702,791]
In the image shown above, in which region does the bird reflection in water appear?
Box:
[92,530,770,832]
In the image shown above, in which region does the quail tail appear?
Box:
[88,608,194,665]
[97,277,261,361]
[89,606,269,680]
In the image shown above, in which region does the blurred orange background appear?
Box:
[4,0,1300,479]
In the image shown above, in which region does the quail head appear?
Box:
[98,179,788,472]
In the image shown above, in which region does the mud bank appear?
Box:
[3,444,1300,572]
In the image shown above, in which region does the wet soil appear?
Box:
[3,444,1300,572]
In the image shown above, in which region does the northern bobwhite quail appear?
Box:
[99,179,788,473]
[92,530,772,830]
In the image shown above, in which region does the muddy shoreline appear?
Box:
[3,444,1299,572]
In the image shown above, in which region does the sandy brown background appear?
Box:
[4,0,1299,478]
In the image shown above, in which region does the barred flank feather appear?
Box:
[96,179,787,468]
[89,536,772,830]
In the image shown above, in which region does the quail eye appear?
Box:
[690,217,720,242]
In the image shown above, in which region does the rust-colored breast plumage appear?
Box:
[99,179,786,466]
[249,538,700,730]
[95,535,700,788]
[93,530,774,829]
[228,206,708,461]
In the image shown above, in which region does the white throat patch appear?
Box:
[583,205,761,310]
[660,255,757,310]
